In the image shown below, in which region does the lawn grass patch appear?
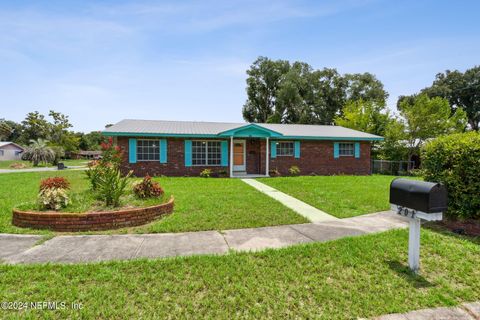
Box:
[0,229,478,319]
[0,171,306,234]
[259,175,418,218]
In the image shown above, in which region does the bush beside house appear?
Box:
[422,132,480,219]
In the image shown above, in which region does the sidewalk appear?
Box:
[241,178,338,222]
[0,210,409,264]
[373,301,480,319]
[0,166,86,174]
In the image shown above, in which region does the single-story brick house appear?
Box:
[0,142,24,161]
[102,119,383,177]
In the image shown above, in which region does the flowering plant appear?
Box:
[133,175,164,198]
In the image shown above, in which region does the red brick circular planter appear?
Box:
[12,196,174,232]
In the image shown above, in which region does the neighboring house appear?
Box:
[73,150,102,160]
[102,119,383,177]
[0,142,25,161]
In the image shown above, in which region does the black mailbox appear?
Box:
[390,178,447,213]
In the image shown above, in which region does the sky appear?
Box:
[1,0,479,132]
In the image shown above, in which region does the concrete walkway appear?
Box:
[0,210,409,264]
[0,166,86,174]
[373,301,480,320]
[241,178,338,222]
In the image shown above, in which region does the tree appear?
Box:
[20,111,50,143]
[0,119,12,141]
[242,57,290,123]
[22,139,55,166]
[344,73,388,106]
[79,131,106,150]
[378,118,409,161]
[302,68,347,124]
[242,57,388,125]
[334,100,391,136]
[402,66,480,130]
[397,94,467,160]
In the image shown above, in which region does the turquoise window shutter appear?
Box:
[184,140,192,167]
[160,139,167,163]
[294,141,300,158]
[128,138,137,164]
[220,141,228,166]
[333,142,339,159]
[355,142,360,159]
[270,141,277,158]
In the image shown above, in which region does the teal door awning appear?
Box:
[217,124,283,138]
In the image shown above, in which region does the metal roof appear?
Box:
[0,142,24,150]
[103,119,383,140]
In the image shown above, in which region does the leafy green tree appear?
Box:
[397,94,467,159]
[401,66,480,130]
[242,57,290,123]
[78,131,107,150]
[302,68,347,124]
[344,73,388,106]
[378,118,409,161]
[334,100,391,136]
[19,111,50,143]
[242,57,387,125]
[0,119,12,141]
[22,139,55,166]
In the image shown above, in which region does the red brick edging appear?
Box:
[12,196,174,232]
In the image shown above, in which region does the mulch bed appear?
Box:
[436,219,480,237]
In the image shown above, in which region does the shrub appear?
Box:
[217,169,228,177]
[289,165,301,176]
[38,188,69,211]
[96,167,132,207]
[40,177,70,191]
[85,160,102,190]
[269,168,280,177]
[200,169,212,178]
[421,132,480,219]
[133,175,164,198]
[85,138,132,207]
[85,138,123,190]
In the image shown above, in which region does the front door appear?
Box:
[233,140,246,172]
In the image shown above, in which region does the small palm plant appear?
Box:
[23,139,55,166]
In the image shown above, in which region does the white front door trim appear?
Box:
[233,139,246,172]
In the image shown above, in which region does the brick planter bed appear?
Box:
[12,196,174,232]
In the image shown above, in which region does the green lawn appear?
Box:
[259,175,417,218]
[0,171,307,234]
[0,229,478,319]
[0,159,88,169]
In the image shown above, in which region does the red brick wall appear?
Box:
[12,197,174,232]
[117,137,230,177]
[117,137,371,177]
[268,140,371,175]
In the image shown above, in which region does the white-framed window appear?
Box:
[277,142,294,156]
[0,150,4,156]
[137,139,160,161]
[192,141,221,166]
[339,143,355,156]
[15,151,22,156]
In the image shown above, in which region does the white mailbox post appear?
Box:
[391,205,443,273]
[389,178,447,273]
